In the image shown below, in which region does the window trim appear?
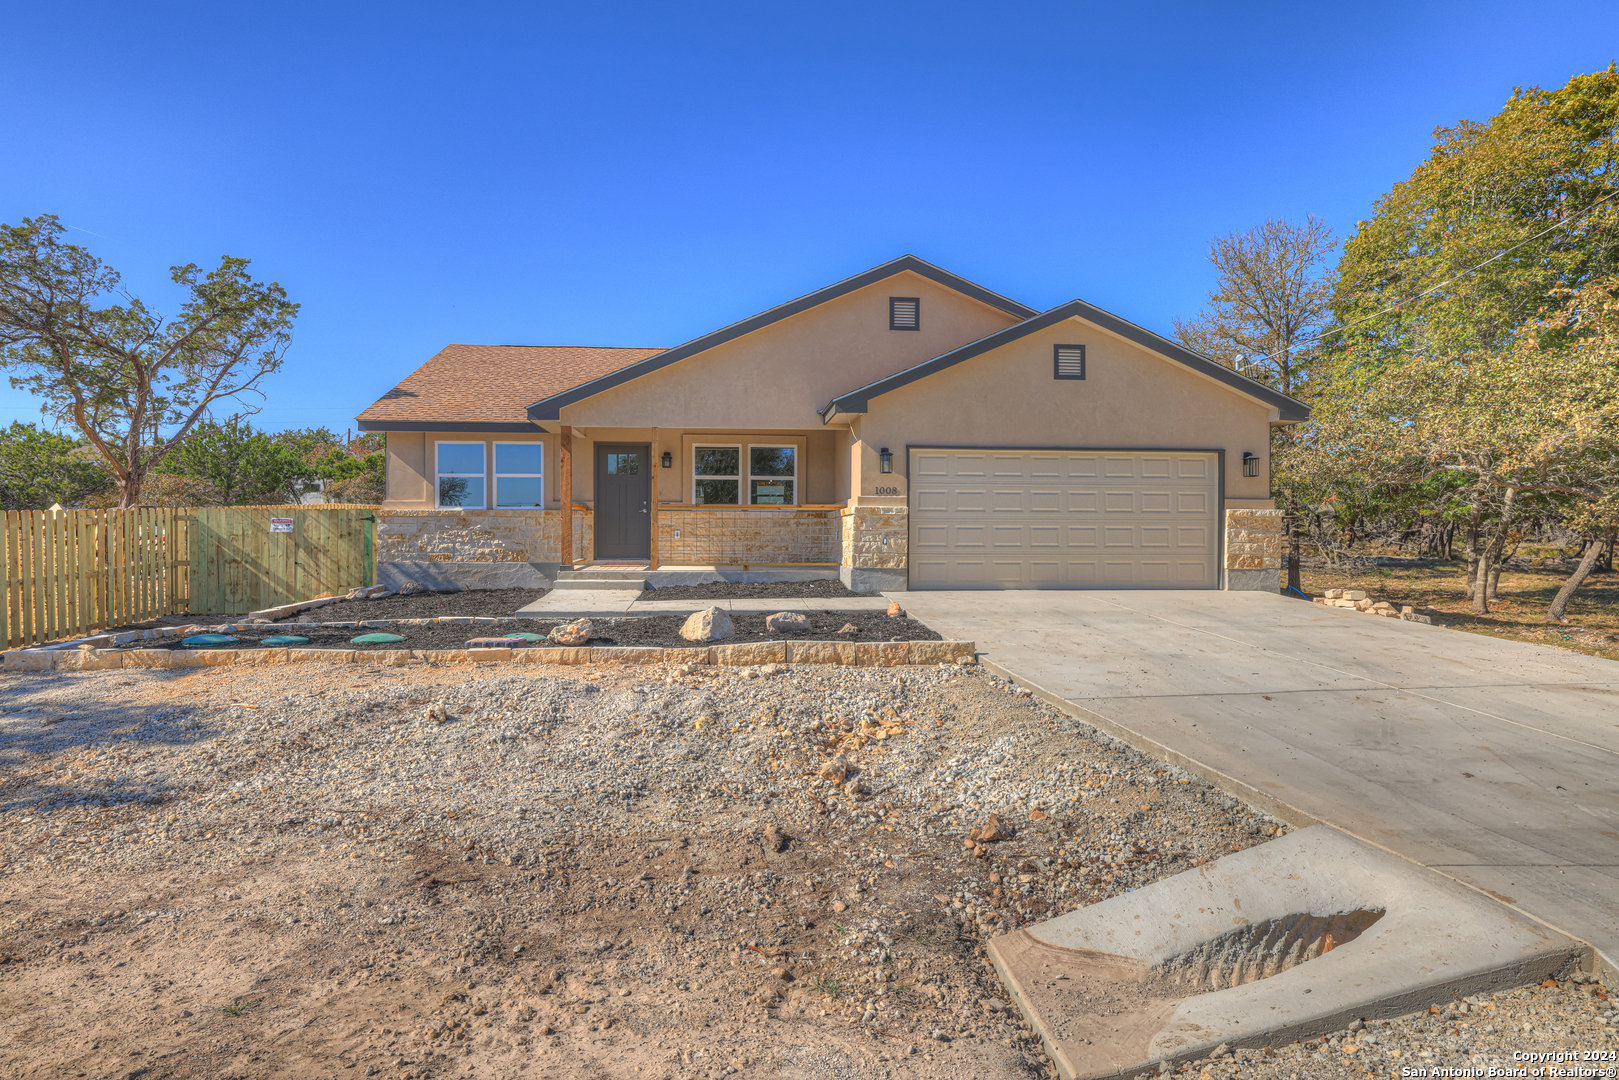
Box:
[1054,343,1087,380]
[889,296,921,331]
[747,443,798,505]
[492,441,544,508]
[692,443,743,504]
[435,440,487,510]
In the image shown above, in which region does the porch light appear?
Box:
[1242,452,1260,478]
[660,450,672,469]
[879,447,893,474]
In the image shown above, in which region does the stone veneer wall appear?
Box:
[375,509,592,565]
[840,505,909,591]
[1224,508,1284,591]
[656,508,839,565]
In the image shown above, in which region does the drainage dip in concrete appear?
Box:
[987,825,1585,1080]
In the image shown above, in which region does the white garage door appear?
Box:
[908,449,1219,590]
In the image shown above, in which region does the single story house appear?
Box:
[357,256,1306,592]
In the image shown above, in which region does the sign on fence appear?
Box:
[270,517,294,534]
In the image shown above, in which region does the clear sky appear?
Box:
[3,2,1616,434]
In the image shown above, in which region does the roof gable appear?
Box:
[525,255,1036,423]
[823,299,1311,423]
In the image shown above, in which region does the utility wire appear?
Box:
[1236,185,1619,371]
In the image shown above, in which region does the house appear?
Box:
[357,256,1306,593]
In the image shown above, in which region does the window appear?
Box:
[889,296,920,331]
[436,442,486,508]
[494,442,543,507]
[606,452,639,475]
[1054,343,1086,380]
[749,446,796,504]
[693,445,740,504]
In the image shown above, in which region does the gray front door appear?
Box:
[595,444,651,560]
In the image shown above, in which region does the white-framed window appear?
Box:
[493,442,543,508]
[693,444,741,504]
[748,445,796,504]
[436,442,486,508]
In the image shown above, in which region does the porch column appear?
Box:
[559,425,573,566]
[649,427,659,570]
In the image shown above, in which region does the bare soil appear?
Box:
[103,589,552,636]
[106,613,943,652]
[642,580,869,601]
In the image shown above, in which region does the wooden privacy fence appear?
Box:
[3,507,181,649]
[185,504,376,615]
[2,504,379,647]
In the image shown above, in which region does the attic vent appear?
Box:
[1054,344,1086,380]
[889,297,920,331]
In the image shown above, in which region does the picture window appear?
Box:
[493,442,543,507]
[692,444,798,504]
[435,442,486,508]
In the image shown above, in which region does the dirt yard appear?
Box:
[0,658,1605,1080]
[1303,559,1619,664]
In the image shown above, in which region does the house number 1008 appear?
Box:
[873,486,901,496]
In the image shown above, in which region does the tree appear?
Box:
[1173,216,1339,398]
[161,416,314,505]
[1330,66,1619,368]
[0,215,299,507]
[271,427,385,503]
[0,421,112,509]
[1175,215,1339,593]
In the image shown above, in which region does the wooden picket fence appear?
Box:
[2,507,182,649]
[185,504,375,615]
[2,504,378,648]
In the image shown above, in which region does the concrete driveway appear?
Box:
[897,589,1619,970]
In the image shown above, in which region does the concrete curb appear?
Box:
[3,636,977,672]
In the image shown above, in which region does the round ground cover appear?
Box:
[639,579,871,600]
[108,611,942,651]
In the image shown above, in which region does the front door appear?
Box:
[594,444,651,560]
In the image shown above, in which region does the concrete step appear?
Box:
[550,578,650,591]
[556,568,649,581]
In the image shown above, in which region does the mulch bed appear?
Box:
[109,611,942,651]
[640,579,871,600]
[100,588,550,636]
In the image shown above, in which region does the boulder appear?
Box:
[680,606,734,642]
[396,580,427,596]
[548,619,592,646]
[886,601,905,618]
[764,611,811,634]
[1343,589,1368,601]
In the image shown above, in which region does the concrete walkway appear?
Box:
[896,589,1619,970]
[513,594,893,617]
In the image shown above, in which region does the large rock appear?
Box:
[548,619,592,646]
[764,611,810,634]
[680,606,734,642]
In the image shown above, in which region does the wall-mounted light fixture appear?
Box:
[1242,452,1260,478]
[879,447,893,474]
[660,450,673,469]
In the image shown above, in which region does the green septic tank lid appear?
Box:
[508,632,548,642]
[260,635,309,646]
[351,632,406,644]
[182,634,239,648]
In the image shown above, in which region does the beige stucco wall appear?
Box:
[848,316,1276,502]
[386,432,430,504]
[558,271,1022,430]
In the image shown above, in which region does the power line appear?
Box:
[1239,186,1619,368]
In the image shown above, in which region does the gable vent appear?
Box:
[1054,344,1086,380]
[889,297,920,331]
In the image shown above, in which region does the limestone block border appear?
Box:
[4,634,976,672]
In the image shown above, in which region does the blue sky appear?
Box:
[3,1,1616,434]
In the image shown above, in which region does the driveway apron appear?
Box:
[895,589,1619,970]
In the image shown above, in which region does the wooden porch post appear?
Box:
[649,428,659,570]
[559,426,573,566]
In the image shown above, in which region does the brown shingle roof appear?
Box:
[356,344,665,428]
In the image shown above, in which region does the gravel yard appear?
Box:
[0,661,1605,1080]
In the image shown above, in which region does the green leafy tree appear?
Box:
[0,421,113,509]
[163,417,313,505]
[0,214,299,507]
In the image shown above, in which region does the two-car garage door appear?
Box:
[908,449,1219,590]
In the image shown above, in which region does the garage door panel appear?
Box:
[909,449,1219,590]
